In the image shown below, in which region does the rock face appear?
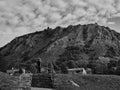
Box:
[0,23,120,73]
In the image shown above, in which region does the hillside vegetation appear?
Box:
[0,23,120,75]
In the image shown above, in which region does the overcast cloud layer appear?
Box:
[0,0,120,47]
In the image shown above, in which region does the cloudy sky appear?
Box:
[0,0,120,47]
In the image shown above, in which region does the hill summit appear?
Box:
[0,23,120,73]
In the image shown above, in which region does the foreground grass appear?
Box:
[1,71,120,90]
[55,74,120,90]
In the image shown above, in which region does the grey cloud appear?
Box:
[0,0,120,46]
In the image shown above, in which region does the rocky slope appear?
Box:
[0,23,120,73]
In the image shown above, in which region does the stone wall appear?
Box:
[31,74,53,88]
[18,73,32,90]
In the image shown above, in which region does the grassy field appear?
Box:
[1,71,120,90]
[54,74,120,90]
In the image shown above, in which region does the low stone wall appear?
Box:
[31,74,53,88]
[0,72,56,90]
[0,72,19,90]
[18,73,32,90]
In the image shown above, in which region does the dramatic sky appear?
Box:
[0,0,120,47]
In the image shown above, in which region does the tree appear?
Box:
[67,60,76,68]
[60,63,68,74]
[116,66,120,75]
[56,46,90,73]
[93,57,110,74]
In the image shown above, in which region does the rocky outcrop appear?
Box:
[0,23,120,73]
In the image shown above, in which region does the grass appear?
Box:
[54,74,120,90]
[0,72,31,90]
[1,71,120,90]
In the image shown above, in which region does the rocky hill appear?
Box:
[0,23,120,74]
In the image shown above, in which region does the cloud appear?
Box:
[50,0,68,9]
[0,0,120,47]
[113,13,120,17]
[108,22,115,25]
[0,26,30,47]
[71,0,87,7]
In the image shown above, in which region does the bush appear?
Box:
[115,66,120,75]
